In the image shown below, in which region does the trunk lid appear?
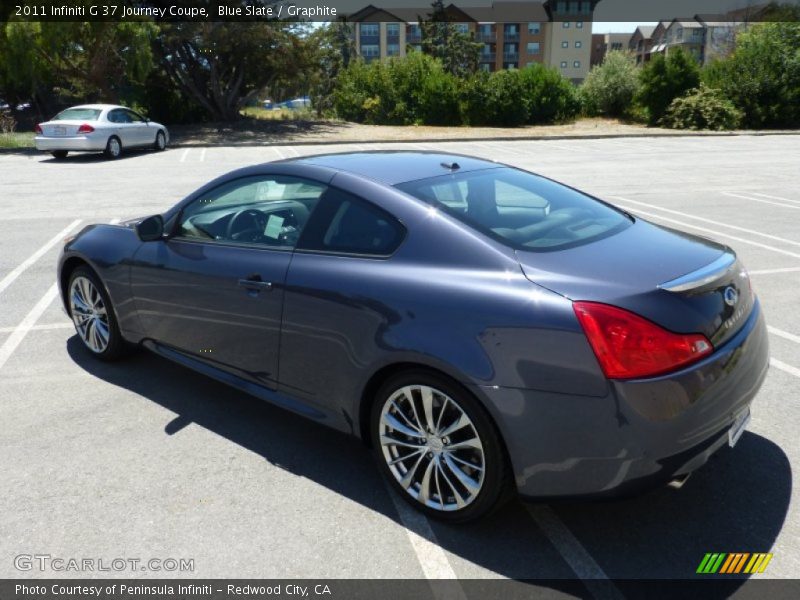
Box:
[40,120,86,137]
[516,219,754,348]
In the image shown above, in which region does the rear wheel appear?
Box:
[104,136,122,159]
[154,130,166,151]
[51,150,68,160]
[371,371,511,522]
[67,266,127,361]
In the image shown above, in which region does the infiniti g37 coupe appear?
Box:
[35,104,169,160]
[58,152,769,521]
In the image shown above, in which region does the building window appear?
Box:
[677,27,684,41]
[479,24,492,37]
[359,23,378,37]
[561,41,569,48]
[386,23,400,37]
[574,60,581,68]
[526,42,540,55]
[576,21,583,29]
[560,61,568,68]
[455,23,469,34]
[528,22,541,34]
[575,41,582,48]
[361,44,379,58]
[557,1,566,12]
[387,43,400,57]
[479,63,491,72]
[562,21,570,28]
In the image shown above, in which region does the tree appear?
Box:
[579,51,640,118]
[154,21,306,121]
[638,49,700,125]
[1,19,155,107]
[308,20,357,117]
[418,0,481,78]
[703,22,800,128]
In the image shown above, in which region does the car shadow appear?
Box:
[38,148,162,163]
[67,337,790,595]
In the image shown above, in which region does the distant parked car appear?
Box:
[277,96,311,110]
[35,104,169,160]
[262,99,274,110]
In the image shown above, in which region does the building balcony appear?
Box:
[503,52,520,61]
[476,32,496,42]
[406,32,422,43]
[359,35,380,45]
[503,33,520,42]
[479,52,496,62]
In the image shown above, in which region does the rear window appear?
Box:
[53,108,102,121]
[396,167,632,251]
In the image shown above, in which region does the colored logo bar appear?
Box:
[697,553,773,574]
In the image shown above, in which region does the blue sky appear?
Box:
[593,22,658,33]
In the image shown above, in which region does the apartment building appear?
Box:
[346,1,599,82]
[589,32,633,66]
[629,25,656,65]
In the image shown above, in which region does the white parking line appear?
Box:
[612,202,800,260]
[0,322,71,334]
[179,149,191,163]
[752,192,800,206]
[199,148,207,162]
[750,267,800,275]
[722,192,800,211]
[527,505,624,600]
[771,358,800,380]
[0,284,58,372]
[272,147,285,160]
[769,326,800,345]
[608,196,800,248]
[383,483,466,599]
[109,218,121,225]
[0,220,81,296]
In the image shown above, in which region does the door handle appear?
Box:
[238,277,272,291]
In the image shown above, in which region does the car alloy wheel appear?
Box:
[70,276,111,353]
[105,136,121,159]
[378,383,489,512]
[67,266,127,361]
[155,131,166,151]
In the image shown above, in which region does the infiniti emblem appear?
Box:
[723,286,739,307]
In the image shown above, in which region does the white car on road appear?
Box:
[35,104,169,160]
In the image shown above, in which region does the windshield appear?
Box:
[53,108,102,121]
[396,167,632,251]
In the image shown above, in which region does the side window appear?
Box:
[299,189,405,256]
[125,110,145,123]
[176,175,327,249]
[107,109,124,123]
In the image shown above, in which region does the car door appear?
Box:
[129,174,328,389]
[107,108,136,147]
[124,109,151,146]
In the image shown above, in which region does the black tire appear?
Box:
[370,370,512,523]
[66,265,128,361]
[104,136,122,159]
[51,150,68,160]
[154,130,167,151]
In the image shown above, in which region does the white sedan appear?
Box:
[35,104,169,160]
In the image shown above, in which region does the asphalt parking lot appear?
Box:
[1,135,799,593]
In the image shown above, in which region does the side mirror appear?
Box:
[135,215,164,241]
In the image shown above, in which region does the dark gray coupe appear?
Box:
[58,152,769,521]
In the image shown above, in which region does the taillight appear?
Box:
[35,124,43,134]
[573,301,713,380]
[77,124,94,134]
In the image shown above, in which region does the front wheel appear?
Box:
[51,150,68,160]
[67,266,127,361]
[371,371,511,522]
[154,130,166,151]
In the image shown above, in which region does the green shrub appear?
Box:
[702,22,800,128]
[579,51,640,118]
[638,49,701,125]
[519,63,580,124]
[661,84,743,130]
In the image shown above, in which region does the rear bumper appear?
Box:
[479,299,769,499]
[35,136,105,152]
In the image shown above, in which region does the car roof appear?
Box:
[64,104,125,111]
[292,151,500,185]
